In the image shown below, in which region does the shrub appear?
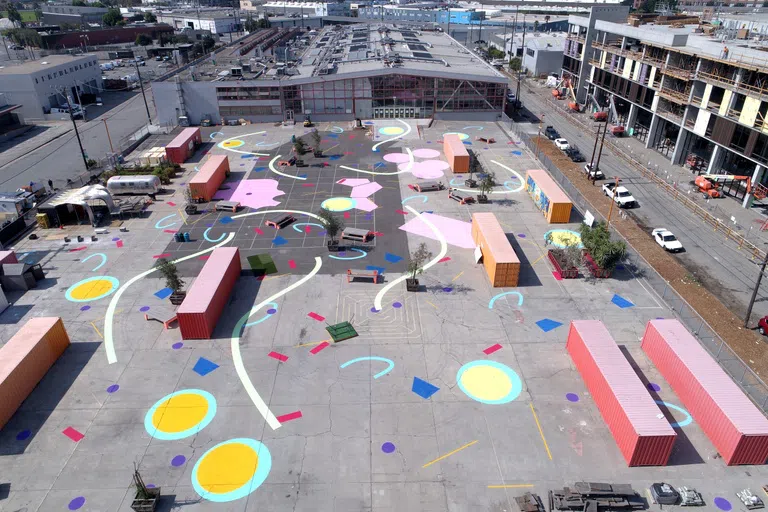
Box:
[580,222,627,270]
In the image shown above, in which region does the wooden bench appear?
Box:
[449,189,475,205]
[214,200,240,212]
[266,214,296,229]
[347,269,379,283]
[144,306,178,329]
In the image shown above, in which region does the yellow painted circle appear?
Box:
[221,139,245,148]
[65,276,119,302]
[152,393,209,434]
[196,442,258,494]
[321,197,356,212]
[379,126,405,136]
[460,366,513,402]
[544,229,583,249]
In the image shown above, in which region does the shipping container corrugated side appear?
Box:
[471,213,520,287]
[0,317,70,429]
[642,319,768,465]
[567,320,676,466]
[165,127,201,164]
[444,134,469,173]
[177,247,241,339]
[525,169,573,224]
[189,155,229,202]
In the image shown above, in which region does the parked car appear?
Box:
[584,164,604,179]
[554,138,570,151]
[652,228,683,252]
[544,126,559,140]
[603,182,637,208]
[566,147,585,162]
[758,315,768,335]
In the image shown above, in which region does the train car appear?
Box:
[106,175,162,196]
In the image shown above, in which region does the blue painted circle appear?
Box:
[16,429,31,441]
[456,360,523,405]
[144,389,217,441]
[714,498,732,511]
[328,248,368,260]
[191,438,272,502]
[654,400,693,428]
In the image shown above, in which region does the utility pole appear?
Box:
[593,121,608,183]
[606,176,620,226]
[66,94,90,172]
[745,248,768,327]
[134,60,152,124]
[536,114,544,158]
[103,118,114,153]
[514,14,526,110]
[589,123,602,172]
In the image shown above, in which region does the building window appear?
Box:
[35,78,38,84]
[526,48,535,57]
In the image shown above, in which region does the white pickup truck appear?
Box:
[602,182,637,208]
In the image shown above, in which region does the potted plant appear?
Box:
[477,171,496,203]
[183,188,197,215]
[293,137,309,167]
[545,232,581,279]
[317,209,343,251]
[310,129,323,157]
[156,258,186,305]
[130,466,160,512]
[465,150,479,188]
[406,243,433,292]
[579,222,627,278]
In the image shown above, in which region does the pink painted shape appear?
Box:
[212,179,285,209]
[353,198,378,212]
[276,410,302,423]
[337,178,370,187]
[409,162,445,180]
[438,256,451,263]
[288,260,297,269]
[254,227,264,235]
[552,271,563,281]
[304,225,312,234]
[350,182,382,198]
[166,201,177,207]
[268,351,289,362]
[399,213,475,249]
[153,253,171,259]
[68,246,87,252]
[395,209,408,215]
[308,312,325,322]
[163,229,177,234]
[348,134,356,139]
[62,426,84,442]
[384,153,410,164]
[116,240,124,248]
[483,343,503,355]
[310,341,330,354]
[413,148,441,159]
[199,255,210,260]
[343,212,351,219]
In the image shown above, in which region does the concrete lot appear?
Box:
[1,120,766,511]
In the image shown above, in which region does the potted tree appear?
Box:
[293,137,309,167]
[130,466,160,512]
[477,171,496,204]
[156,258,186,305]
[406,243,433,292]
[465,150,479,188]
[545,232,581,279]
[318,209,343,251]
[183,188,197,215]
[579,222,627,278]
[310,129,323,157]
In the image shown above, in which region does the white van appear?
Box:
[107,175,161,196]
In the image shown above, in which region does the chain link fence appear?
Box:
[504,117,768,412]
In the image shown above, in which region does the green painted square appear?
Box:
[247,254,278,274]
[326,321,358,342]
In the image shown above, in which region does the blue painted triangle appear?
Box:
[412,377,440,399]
[611,294,635,309]
[193,357,219,376]
[536,319,563,333]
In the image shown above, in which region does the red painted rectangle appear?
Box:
[166,201,176,207]
[254,227,264,235]
[153,253,171,259]
[62,426,84,442]
[337,178,347,184]
[483,344,502,355]
[68,246,87,252]
[288,260,297,269]
[395,209,408,215]
[116,240,123,248]
[552,271,563,281]
[268,351,288,362]
[277,411,302,423]
[343,212,350,219]
[642,319,768,465]
[164,229,177,234]
[301,183,315,187]
[310,341,330,354]
[308,312,325,322]
[567,320,676,466]
[199,255,210,261]
[438,257,451,263]
[304,225,312,234]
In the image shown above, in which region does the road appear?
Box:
[514,78,768,322]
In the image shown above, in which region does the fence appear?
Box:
[503,117,768,413]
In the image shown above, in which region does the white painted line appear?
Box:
[371,119,411,152]
[340,147,414,176]
[269,155,307,180]
[232,209,327,222]
[231,256,323,430]
[218,131,270,156]
[373,205,447,310]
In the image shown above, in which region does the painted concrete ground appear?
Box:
[0,119,765,511]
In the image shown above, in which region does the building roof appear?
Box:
[157,8,236,19]
[527,35,565,51]
[0,54,96,75]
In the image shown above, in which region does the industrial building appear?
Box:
[156,10,241,34]
[41,5,108,26]
[491,33,566,76]
[150,24,508,125]
[562,9,768,205]
[262,1,351,17]
[0,55,103,121]
[358,6,485,24]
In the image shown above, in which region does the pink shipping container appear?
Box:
[177,247,241,339]
[0,251,18,265]
[165,127,202,164]
[567,320,677,466]
[189,155,230,202]
[0,317,70,430]
[642,319,768,465]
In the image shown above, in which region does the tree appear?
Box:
[317,209,343,244]
[3,28,41,47]
[6,4,23,27]
[257,17,270,28]
[310,129,321,154]
[72,0,86,6]
[156,258,184,293]
[244,15,258,32]
[201,34,214,50]
[479,171,496,198]
[533,20,539,32]
[407,243,433,281]
[102,8,123,26]
[579,222,627,271]
[509,57,521,71]
[144,11,156,22]
[293,137,309,158]
[545,231,582,270]
[135,33,151,45]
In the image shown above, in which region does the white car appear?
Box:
[602,183,637,208]
[584,164,604,180]
[554,138,570,151]
[652,228,683,252]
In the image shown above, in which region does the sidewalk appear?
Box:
[0,122,72,170]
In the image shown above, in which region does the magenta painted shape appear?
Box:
[212,179,284,209]
[399,213,474,249]
[350,182,383,198]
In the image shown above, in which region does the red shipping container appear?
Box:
[0,317,70,429]
[189,155,230,202]
[0,250,18,265]
[642,319,768,465]
[567,320,677,466]
[177,247,241,339]
[165,127,202,164]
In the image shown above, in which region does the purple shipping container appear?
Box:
[567,320,677,466]
[177,247,241,340]
[165,128,202,165]
[642,319,768,465]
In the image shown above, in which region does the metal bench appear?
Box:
[346,269,379,283]
[144,306,178,329]
[448,188,475,205]
[215,200,240,212]
[265,214,296,229]
[408,181,445,193]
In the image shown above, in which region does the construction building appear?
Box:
[150,24,508,125]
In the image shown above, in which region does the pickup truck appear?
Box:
[602,182,637,208]
[584,164,604,179]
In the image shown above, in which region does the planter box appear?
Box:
[169,292,186,306]
[583,250,612,278]
[477,194,489,204]
[406,278,420,292]
[131,487,160,512]
[548,250,578,279]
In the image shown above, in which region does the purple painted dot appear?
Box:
[106,384,119,394]
[146,484,156,489]
[80,305,91,311]
[112,237,121,242]
[370,307,380,313]
[443,287,453,293]
[647,382,661,392]
[16,429,31,441]
[714,497,732,511]
[267,308,277,314]
[518,233,526,238]
[172,342,183,350]
[246,192,252,195]
[171,455,186,467]
[381,442,396,453]
[566,393,579,402]
[206,223,214,227]
[68,497,86,510]
[139,306,150,312]
[392,302,402,309]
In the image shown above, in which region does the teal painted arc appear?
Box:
[154,213,178,229]
[401,195,428,204]
[203,228,226,243]
[81,252,107,271]
[488,291,524,309]
[654,400,693,428]
[456,360,523,404]
[144,389,217,441]
[340,356,395,379]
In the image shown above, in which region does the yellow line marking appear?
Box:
[325,143,340,152]
[531,253,547,265]
[424,300,438,310]
[451,271,464,282]
[295,340,328,348]
[189,212,212,226]
[529,403,552,460]
[488,484,535,489]
[422,440,478,468]
[264,273,289,281]
[90,322,104,340]
[177,208,187,224]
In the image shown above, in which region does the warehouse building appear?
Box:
[358,6,485,24]
[41,5,108,26]
[150,24,508,125]
[262,1,351,16]
[157,10,240,34]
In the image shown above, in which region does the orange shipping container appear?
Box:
[525,169,573,223]
[189,155,230,202]
[0,317,70,430]
[444,134,469,173]
[471,212,520,287]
